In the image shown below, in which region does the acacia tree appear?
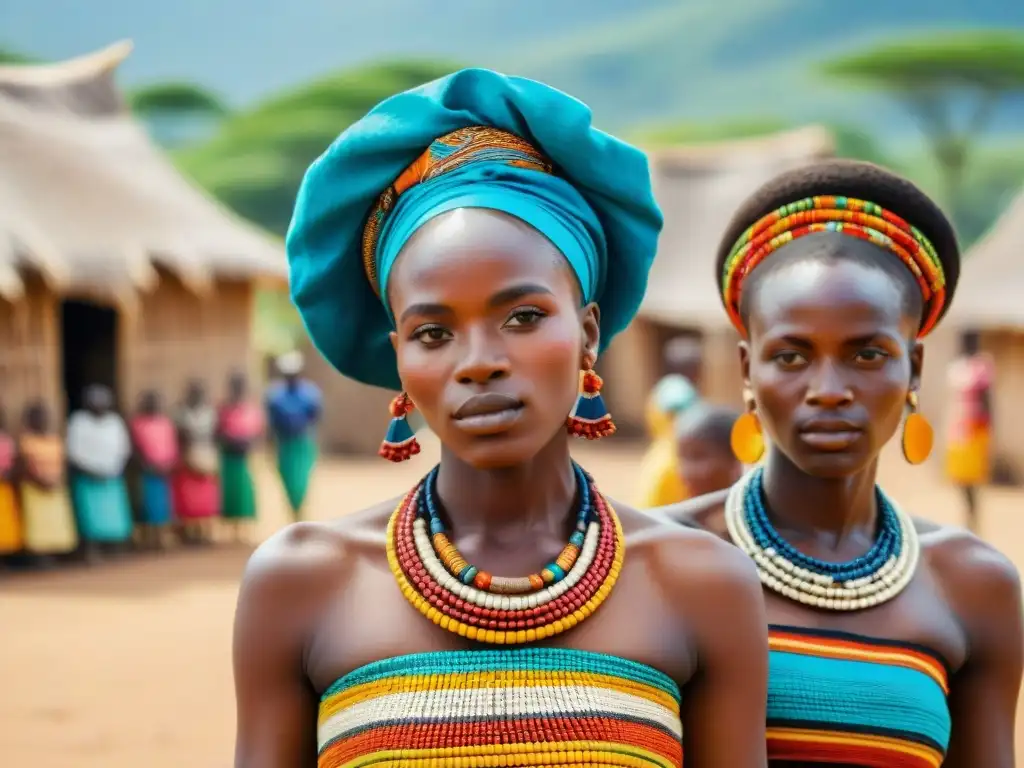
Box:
[126,82,231,147]
[823,31,1024,231]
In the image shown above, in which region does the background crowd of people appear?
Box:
[0,353,322,570]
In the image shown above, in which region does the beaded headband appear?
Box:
[721,196,946,338]
[361,126,553,297]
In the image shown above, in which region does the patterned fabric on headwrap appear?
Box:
[362,127,553,294]
[721,196,947,338]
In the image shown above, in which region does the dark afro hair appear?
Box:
[675,403,741,452]
[715,159,960,333]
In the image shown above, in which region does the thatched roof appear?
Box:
[0,40,285,304]
[947,187,1024,328]
[641,125,836,328]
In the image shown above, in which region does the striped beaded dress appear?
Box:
[767,626,951,767]
[318,648,683,768]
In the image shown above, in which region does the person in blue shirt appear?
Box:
[265,351,322,521]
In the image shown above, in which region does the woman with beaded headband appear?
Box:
[232,69,769,768]
[665,159,1023,767]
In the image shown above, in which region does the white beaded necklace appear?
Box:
[724,470,920,611]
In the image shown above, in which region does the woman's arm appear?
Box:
[940,537,1023,767]
[233,534,321,768]
[670,535,769,767]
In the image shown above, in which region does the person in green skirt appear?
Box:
[217,372,265,541]
[265,352,322,521]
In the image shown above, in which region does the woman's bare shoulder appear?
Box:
[235,499,396,623]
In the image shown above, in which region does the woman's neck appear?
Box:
[761,449,880,549]
[435,434,578,546]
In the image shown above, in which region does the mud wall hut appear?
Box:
[0,41,286,426]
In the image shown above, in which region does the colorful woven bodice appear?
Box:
[768,626,951,767]
[318,648,683,768]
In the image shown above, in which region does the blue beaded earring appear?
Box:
[566,369,616,440]
[379,393,421,462]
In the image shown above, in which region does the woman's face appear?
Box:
[388,209,599,469]
[741,256,923,478]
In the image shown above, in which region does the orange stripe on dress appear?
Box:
[319,716,683,768]
[768,629,949,694]
[768,729,943,768]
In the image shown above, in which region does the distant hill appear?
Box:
[6,0,1023,134]
[506,0,1024,132]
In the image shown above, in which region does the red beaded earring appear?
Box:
[378,393,421,462]
[566,369,616,439]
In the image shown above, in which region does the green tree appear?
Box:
[0,47,35,64]
[823,30,1024,228]
[127,82,231,147]
[632,117,791,146]
[127,82,228,120]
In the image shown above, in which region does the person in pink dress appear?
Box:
[173,380,220,544]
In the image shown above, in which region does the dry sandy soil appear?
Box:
[2,434,1022,767]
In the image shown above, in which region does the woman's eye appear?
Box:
[411,325,451,345]
[855,348,889,364]
[773,351,805,368]
[504,309,546,328]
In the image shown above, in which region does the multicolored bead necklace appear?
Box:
[725,468,919,611]
[386,463,624,644]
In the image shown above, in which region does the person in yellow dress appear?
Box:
[0,405,22,556]
[19,401,78,560]
[635,373,700,506]
[944,330,994,533]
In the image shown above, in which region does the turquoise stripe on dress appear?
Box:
[769,648,951,750]
[322,647,680,702]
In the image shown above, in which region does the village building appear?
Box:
[0,41,285,424]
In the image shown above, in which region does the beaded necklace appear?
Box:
[386,462,624,644]
[725,468,919,611]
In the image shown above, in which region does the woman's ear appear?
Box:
[738,340,751,389]
[909,340,924,394]
[580,302,601,368]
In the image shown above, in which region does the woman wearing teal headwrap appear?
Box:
[233,69,768,768]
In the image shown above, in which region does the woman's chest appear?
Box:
[305,552,696,697]
[761,563,967,670]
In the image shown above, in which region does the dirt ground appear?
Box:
[3,434,1023,767]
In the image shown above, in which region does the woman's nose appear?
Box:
[453,328,510,385]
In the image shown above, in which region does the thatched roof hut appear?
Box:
[930,187,1024,481]
[0,41,286,422]
[947,188,1024,328]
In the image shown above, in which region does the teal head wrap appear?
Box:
[286,68,663,390]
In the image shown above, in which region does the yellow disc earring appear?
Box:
[731,390,765,465]
[901,391,933,465]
